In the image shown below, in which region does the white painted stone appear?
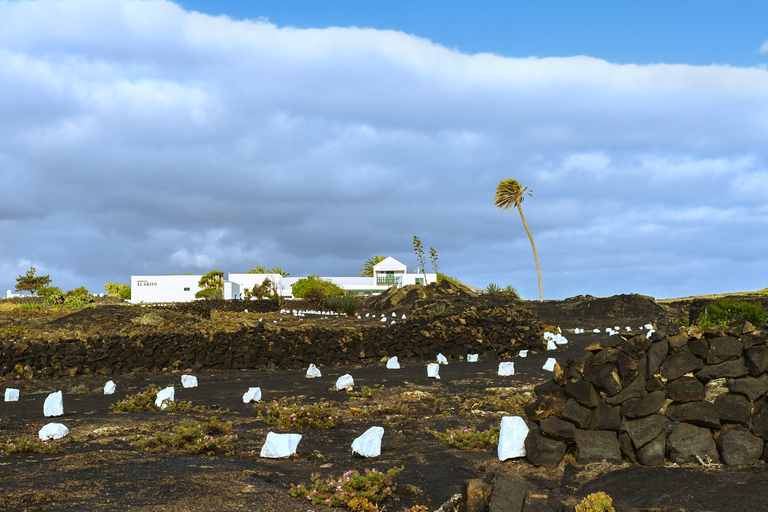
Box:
[593,328,601,333]
[380,317,386,322]
[155,386,175,410]
[498,416,529,460]
[391,320,396,324]
[498,362,515,376]
[392,312,396,317]
[436,353,448,365]
[542,358,557,372]
[427,363,440,379]
[351,426,384,457]
[103,381,116,395]
[43,391,63,417]
[260,432,302,458]
[306,364,322,378]
[336,374,354,391]
[546,340,557,351]
[386,357,400,369]
[5,388,19,402]
[557,327,562,333]
[518,350,528,358]
[402,314,406,319]
[467,354,479,363]
[242,387,262,403]
[645,323,654,330]
[39,423,69,440]
[181,375,198,388]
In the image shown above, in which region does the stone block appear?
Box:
[706,336,744,364]
[538,418,575,442]
[242,387,262,403]
[561,399,592,429]
[498,416,529,461]
[306,364,322,378]
[103,381,116,395]
[38,422,69,440]
[436,353,449,365]
[744,346,768,376]
[636,432,666,466]
[714,393,751,424]
[688,338,709,358]
[155,386,174,410]
[696,359,749,381]
[667,423,718,464]
[585,363,622,397]
[666,376,705,403]
[498,362,515,376]
[525,428,565,467]
[624,414,664,449]
[181,374,198,388]
[563,379,599,407]
[588,400,621,431]
[646,340,669,376]
[618,431,636,463]
[44,391,63,417]
[4,388,19,402]
[666,401,720,429]
[260,432,302,458]
[574,429,622,464]
[489,476,527,512]
[467,354,479,362]
[629,390,666,418]
[542,358,556,372]
[427,363,441,379]
[462,479,492,512]
[727,374,768,401]
[605,373,645,404]
[661,352,704,381]
[645,376,665,392]
[716,424,763,466]
[335,374,354,391]
[351,426,384,457]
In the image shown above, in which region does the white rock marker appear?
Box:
[5,388,19,402]
[155,386,175,410]
[386,357,400,369]
[260,432,302,458]
[306,364,322,378]
[498,362,515,376]
[335,374,354,391]
[181,375,198,388]
[103,381,116,395]
[546,340,557,351]
[44,391,64,417]
[242,387,262,403]
[467,354,479,363]
[518,350,528,358]
[427,363,441,379]
[436,353,448,365]
[498,416,529,461]
[39,423,69,441]
[352,426,384,458]
[542,358,557,372]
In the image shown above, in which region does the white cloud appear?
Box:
[0,0,767,298]
[761,40,768,54]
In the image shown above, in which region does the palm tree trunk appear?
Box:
[517,204,543,301]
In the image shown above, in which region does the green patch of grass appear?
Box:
[427,426,500,450]
[695,299,767,328]
[130,417,237,455]
[254,396,342,430]
[0,436,60,455]
[290,467,402,510]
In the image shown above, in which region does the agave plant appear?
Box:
[339,294,360,317]
[575,492,615,512]
[485,283,501,295]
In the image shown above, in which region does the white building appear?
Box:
[130,257,437,303]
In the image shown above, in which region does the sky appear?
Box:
[1,0,767,300]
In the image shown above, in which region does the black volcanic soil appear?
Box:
[1,292,766,511]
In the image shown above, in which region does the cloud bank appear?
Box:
[1,0,767,299]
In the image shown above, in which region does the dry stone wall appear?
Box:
[524,316,768,467]
[0,306,545,379]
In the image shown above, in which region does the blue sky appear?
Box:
[1,0,767,300]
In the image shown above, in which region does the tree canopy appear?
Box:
[14,267,51,296]
[359,255,385,277]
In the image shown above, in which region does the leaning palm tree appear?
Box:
[494,179,542,301]
[359,255,385,277]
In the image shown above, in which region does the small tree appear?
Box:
[248,265,267,274]
[359,255,385,277]
[195,270,224,300]
[412,236,428,283]
[15,267,51,296]
[429,247,439,273]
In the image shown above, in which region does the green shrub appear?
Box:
[502,285,519,298]
[1,436,60,455]
[110,388,218,414]
[697,299,767,327]
[338,294,360,316]
[436,273,461,286]
[292,276,344,302]
[485,283,500,294]
[37,286,63,298]
[290,467,402,509]
[575,492,615,512]
[131,417,237,456]
[326,293,341,311]
[254,396,341,430]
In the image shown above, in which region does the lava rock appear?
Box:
[525,428,565,468]
[706,336,744,364]
[624,414,665,450]
[489,476,527,512]
[574,429,622,464]
[463,479,492,512]
[727,374,768,401]
[696,359,749,381]
[661,352,704,381]
[636,432,666,466]
[715,424,763,466]
[667,423,719,465]
[714,393,751,424]
[666,401,721,429]
[666,376,706,403]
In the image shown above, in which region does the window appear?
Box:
[183,287,190,291]
[415,278,424,285]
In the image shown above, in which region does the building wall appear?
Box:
[131,275,202,303]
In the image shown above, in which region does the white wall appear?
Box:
[131,275,202,303]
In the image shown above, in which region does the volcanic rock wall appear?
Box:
[524,317,768,467]
[0,306,544,379]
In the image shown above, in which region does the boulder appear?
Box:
[427,363,440,379]
[667,423,718,464]
[103,381,116,395]
[605,374,645,404]
[636,432,666,466]
[588,400,621,431]
[467,354,479,362]
[335,374,354,391]
[155,386,174,410]
[351,426,384,457]
[744,346,768,376]
[524,383,567,421]
[727,374,768,401]
[4,388,19,402]
[260,432,302,458]
[706,336,744,364]
[563,379,599,407]
[666,401,720,429]
[539,418,575,442]
[386,356,400,369]
[489,476,527,512]
[574,429,622,464]
[646,340,669,376]
[462,479,492,512]
[666,376,706,403]
[525,428,565,467]
[661,353,704,381]
[697,359,749,380]
[715,424,763,466]
[306,364,322,378]
[688,338,709,358]
[43,391,64,417]
[242,387,262,403]
[436,353,449,365]
[585,363,622,397]
[624,414,665,449]
[498,416,529,461]
[38,422,69,440]
[714,393,751,424]
[618,432,636,462]
[181,375,198,388]
[561,399,592,429]
[628,391,666,418]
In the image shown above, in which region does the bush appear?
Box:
[37,286,63,298]
[485,283,500,294]
[697,299,767,327]
[292,276,344,304]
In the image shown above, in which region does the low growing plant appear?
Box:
[131,417,237,456]
[290,467,403,509]
[427,426,500,450]
[254,396,342,430]
[575,492,615,512]
[696,298,767,328]
[1,436,60,455]
[110,388,217,414]
[338,294,360,317]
